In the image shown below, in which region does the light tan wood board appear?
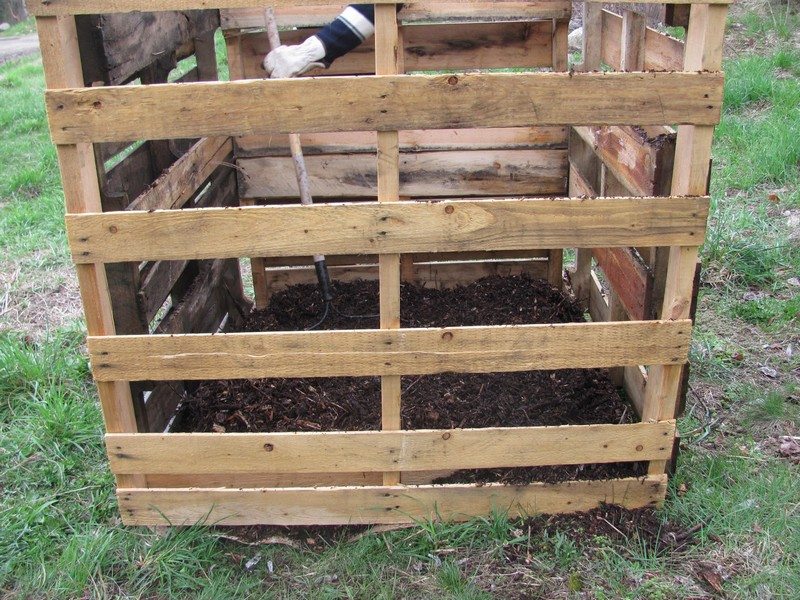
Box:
[108,421,676,474]
[88,319,692,381]
[28,0,730,17]
[66,196,710,263]
[117,476,668,526]
[235,127,568,157]
[45,72,724,144]
[239,150,567,198]
[221,3,573,29]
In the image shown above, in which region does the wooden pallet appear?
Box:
[31,0,728,525]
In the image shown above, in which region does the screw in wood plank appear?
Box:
[263,443,274,452]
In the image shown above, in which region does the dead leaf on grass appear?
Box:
[778,437,800,463]
[759,366,778,379]
[699,569,724,593]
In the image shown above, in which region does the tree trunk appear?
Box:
[0,0,28,25]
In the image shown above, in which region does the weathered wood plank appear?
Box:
[601,9,684,71]
[573,125,676,197]
[127,137,232,211]
[36,15,144,489]
[621,9,646,72]
[45,72,724,144]
[645,3,728,476]
[107,421,675,474]
[235,127,568,157]
[146,472,385,488]
[88,319,692,381]
[116,476,669,526]
[221,3,574,29]
[27,0,728,18]
[239,150,568,198]
[374,2,404,487]
[261,251,550,268]
[142,382,184,433]
[75,11,219,86]
[66,196,710,263]
[237,21,553,79]
[593,247,654,321]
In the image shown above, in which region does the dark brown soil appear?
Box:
[176,276,644,484]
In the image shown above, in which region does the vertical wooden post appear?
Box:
[643,3,727,475]
[226,28,267,307]
[35,15,144,488]
[194,29,219,81]
[580,2,602,72]
[375,5,402,486]
[620,10,646,72]
[572,4,602,300]
[547,18,569,288]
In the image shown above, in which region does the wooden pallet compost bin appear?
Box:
[31,0,728,526]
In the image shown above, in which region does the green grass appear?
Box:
[0,17,36,37]
[2,3,800,598]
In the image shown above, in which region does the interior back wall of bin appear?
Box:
[76,10,251,434]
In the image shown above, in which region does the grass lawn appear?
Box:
[1,2,798,598]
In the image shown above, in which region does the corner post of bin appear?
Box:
[33,13,146,489]
[642,2,728,475]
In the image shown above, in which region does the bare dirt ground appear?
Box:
[0,33,38,64]
[0,258,81,337]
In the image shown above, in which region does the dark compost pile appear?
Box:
[176,275,645,484]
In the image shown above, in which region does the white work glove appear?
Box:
[263,35,326,79]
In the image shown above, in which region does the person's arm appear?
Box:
[264,4,376,79]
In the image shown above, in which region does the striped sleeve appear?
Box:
[315,4,376,66]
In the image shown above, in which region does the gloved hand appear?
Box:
[263,35,327,78]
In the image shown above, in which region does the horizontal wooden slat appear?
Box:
[235,127,568,157]
[239,150,567,198]
[238,21,553,78]
[88,319,692,381]
[146,472,383,488]
[107,421,675,474]
[45,72,723,143]
[117,476,669,526]
[29,0,730,18]
[66,196,710,263]
[127,137,232,211]
[221,3,574,29]
[260,250,550,268]
[30,1,581,17]
[146,471,456,487]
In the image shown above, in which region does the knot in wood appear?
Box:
[108,225,118,234]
